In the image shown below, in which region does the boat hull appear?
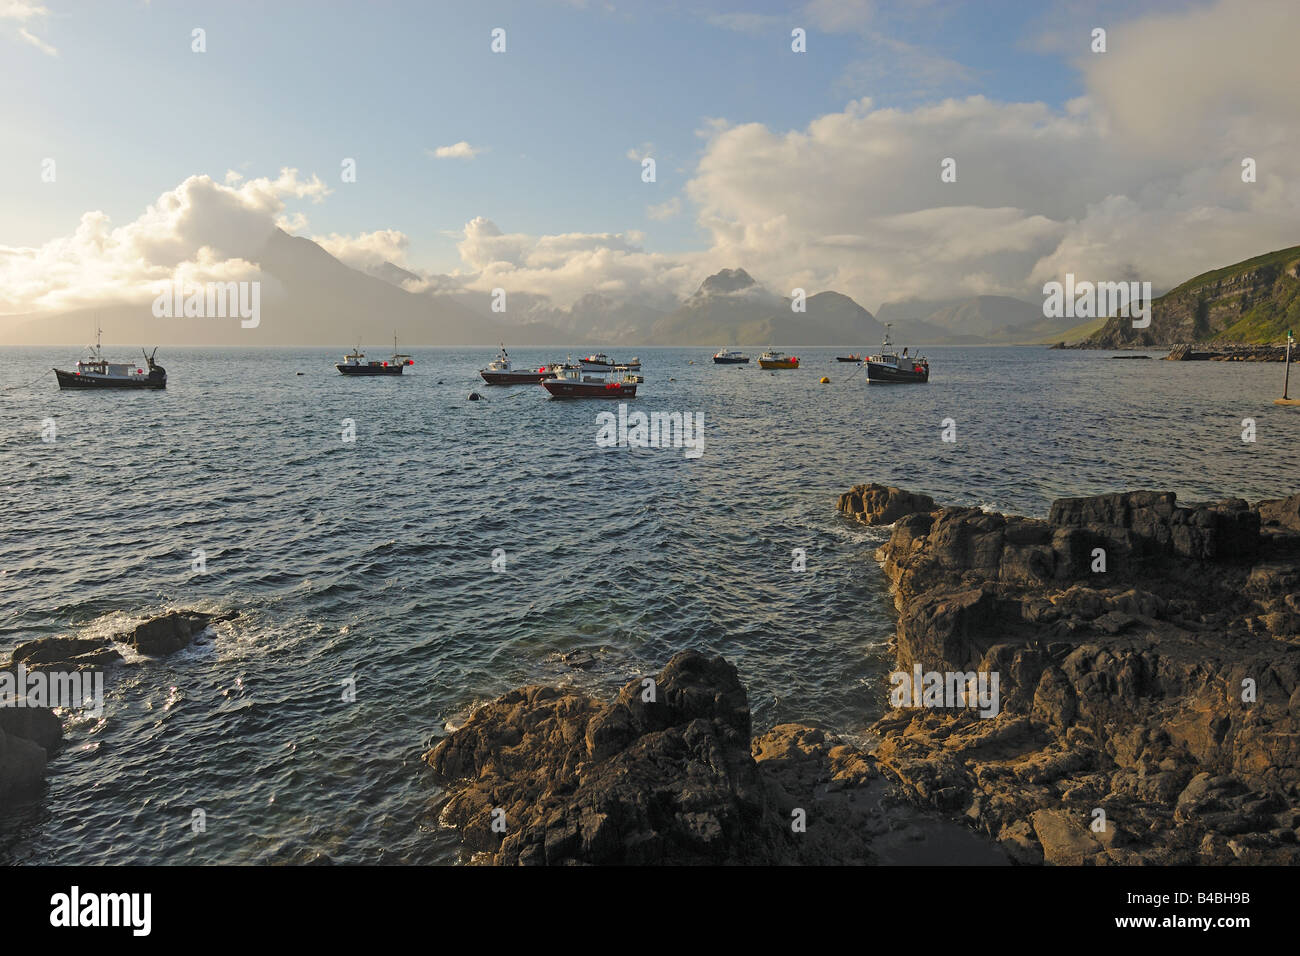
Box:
[481,370,554,385]
[336,364,404,375]
[54,369,165,390]
[865,361,929,384]
[836,356,861,363]
[758,360,799,369]
[542,381,637,399]
[713,356,749,364]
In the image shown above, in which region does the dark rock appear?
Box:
[559,650,596,670]
[425,653,1010,865]
[837,483,936,526]
[1258,494,1300,533]
[0,729,47,801]
[0,706,62,754]
[120,610,236,656]
[426,651,781,865]
[11,635,120,671]
[861,483,1300,864]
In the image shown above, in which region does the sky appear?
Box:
[2,0,1299,321]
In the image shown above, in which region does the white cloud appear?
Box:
[447,216,694,306]
[3,1,56,55]
[647,197,682,221]
[428,141,484,160]
[680,0,1300,308]
[313,229,410,271]
[18,25,55,55]
[0,1,50,20]
[0,169,328,314]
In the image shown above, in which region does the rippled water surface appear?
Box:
[1,345,1296,863]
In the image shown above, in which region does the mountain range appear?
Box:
[0,227,1092,348]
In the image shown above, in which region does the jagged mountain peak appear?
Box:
[696,267,758,296]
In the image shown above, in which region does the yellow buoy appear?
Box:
[819,376,830,384]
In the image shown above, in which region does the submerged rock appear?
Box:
[1,608,236,802]
[0,727,47,801]
[118,610,237,656]
[0,699,63,802]
[11,636,121,671]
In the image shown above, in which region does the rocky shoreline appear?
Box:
[426,484,1300,865]
[1054,341,1289,361]
[0,609,237,801]
[1164,343,1289,361]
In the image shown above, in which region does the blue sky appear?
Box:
[5,0,1102,271]
[4,0,1296,320]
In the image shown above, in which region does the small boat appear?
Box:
[337,335,413,375]
[542,366,638,399]
[579,353,640,372]
[713,348,750,364]
[480,345,557,385]
[865,326,929,384]
[836,353,863,363]
[54,325,166,390]
[758,350,799,369]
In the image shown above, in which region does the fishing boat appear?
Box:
[836,353,863,363]
[54,325,166,390]
[713,348,749,364]
[758,350,799,369]
[336,336,413,375]
[480,345,557,385]
[542,366,638,399]
[1276,329,1299,406]
[864,326,929,384]
[580,353,640,372]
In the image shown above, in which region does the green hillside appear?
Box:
[1086,243,1300,347]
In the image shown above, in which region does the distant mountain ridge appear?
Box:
[647,269,886,346]
[5,227,1125,348]
[1083,244,1300,348]
[877,294,1083,346]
